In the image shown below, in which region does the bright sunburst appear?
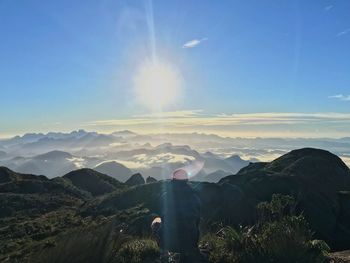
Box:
[133,59,182,111]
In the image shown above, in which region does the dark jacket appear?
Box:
[159,180,201,253]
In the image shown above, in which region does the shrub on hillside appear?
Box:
[114,239,159,263]
[201,226,261,263]
[200,195,330,263]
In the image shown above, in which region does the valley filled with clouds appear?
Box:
[0,130,349,182]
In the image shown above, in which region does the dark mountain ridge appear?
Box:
[63,168,124,197]
[220,148,350,249]
[0,148,350,261]
[0,166,47,184]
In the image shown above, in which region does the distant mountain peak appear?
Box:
[71,129,87,134]
[34,150,73,160]
[96,160,124,167]
[125,173,145,186]
[94,161,132,182]
[112,130,137,137]
[191,169,230,183]
[10,133,46,143]
[225,154,244,162]
[156,143,173,148]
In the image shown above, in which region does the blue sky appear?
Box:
[1,0,350,137]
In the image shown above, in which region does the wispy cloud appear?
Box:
[84,111,350,138]
[134,110,203,118]
[86,111,350,127]
[329,94,350,101]
[182,38,208,48]
[336,28,350,37]
[324,5,333,11]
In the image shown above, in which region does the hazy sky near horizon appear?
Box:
[1,0,350,138]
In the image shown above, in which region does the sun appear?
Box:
[133,59,182,111]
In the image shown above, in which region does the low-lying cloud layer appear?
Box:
[1,129,349,180]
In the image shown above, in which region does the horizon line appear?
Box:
[1,129,350,141]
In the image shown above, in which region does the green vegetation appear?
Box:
[1,148,350,262]
[114,239,159,263]
[200,195,330,263]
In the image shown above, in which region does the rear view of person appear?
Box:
[152,169,201,262]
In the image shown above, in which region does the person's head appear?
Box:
[172,168,189,181]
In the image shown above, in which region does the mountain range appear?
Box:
[1,130,349,183]
[0,131,251,181]
[0,147,349,262]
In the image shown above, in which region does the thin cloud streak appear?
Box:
[85,111,350,128]
[134,110,203,118]
[336,28,350,37]
[182,38,208,48]
[324,5,333,11]
[82,111,350,138]
[329,94,350,101]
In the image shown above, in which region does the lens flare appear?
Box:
[172,160,204,179]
